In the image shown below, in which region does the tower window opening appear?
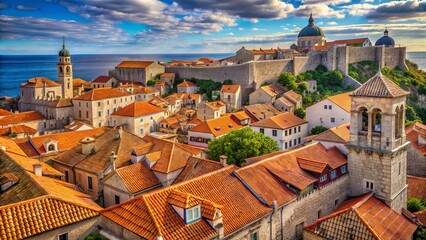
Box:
[360,108,368,132]
[372,109,382,132]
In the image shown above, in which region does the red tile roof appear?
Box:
[160,73,175,77]
[116,162,161,194]
[260,84,285,97]
[0,109,13,116]
[101,166,271,239]
[189,112,250,137]
[111,101,163,117]
[407,175,426,199]
[405,122,426,156]
[116,61,154,68]
[352,72,410,98]
[91,75,113,83]
[73,88,131,101]
[177,80,197,87]
[20,77,61,88]
[235,143,347,206]
[308,92,352,113]
[0,125,37,136]
[250,112,307,130]
[242,103,282,122]
[174,157,223,183]
[326,38,368,46]
[221,84,240,93]
[304,192,417,240]
[0,111,45,125]
[307,123,350,144]
[73,78,90,87]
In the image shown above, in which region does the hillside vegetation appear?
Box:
[349,60,426,124]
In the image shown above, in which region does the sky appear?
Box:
[0,0,425,55]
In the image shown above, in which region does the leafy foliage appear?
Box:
[311,125,328,135]
[206,128,279,167]
[84,233,108,240]
[414,226,426,240]
[223,79,233,85]
[147,80,156,86]
[407,198,426,212]
[278,72,297,90]
[320,70,344,86]
[348,60,378,83]
[294,107,306,119]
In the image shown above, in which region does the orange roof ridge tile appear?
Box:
[353,206,382,240]
[143,196,163,237]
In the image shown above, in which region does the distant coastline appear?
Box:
[0,52,424,98]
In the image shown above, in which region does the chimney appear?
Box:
[33,164,42,176]
[213,209,224,239]
[219,155,228,166]
[272,200,278,210]
[80,137,96,155]
[110,151,117,171]
[118,126,123,139]
[0,146,6,152]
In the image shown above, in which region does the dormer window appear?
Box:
[186,205,201,223]
[0,173,19,193]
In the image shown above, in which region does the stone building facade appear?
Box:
[113,61,165,86]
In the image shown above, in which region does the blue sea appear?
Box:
[0,52,425,98]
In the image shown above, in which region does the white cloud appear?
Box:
[228,32,234,35]
[293,4,345,19]
[238,27,244,30]
[328,21,338,25]
[251,28,267,31]
[302,0,351,6]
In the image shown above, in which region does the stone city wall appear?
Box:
[252,59,293,87]
[407,145,426,177]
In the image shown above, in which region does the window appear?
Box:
[140,128,144,135]
[98,123,101,127]
[398,162,401,175]
[251,232,259,240]
[331,117,335,123]
[44,122,47,129]
[98,111,101,117]
[87,176,93,191]
[320,174,327,182]
[58,233,68,240]
[260,128,264,134]
[329,105,332,110]
[121,98,123,103]
[318,210,322,219]
[330,170,336,179]
[294,139,297,145]
[365,180,374,191]
[289,129,292,135]
[86,102,88,107]
[107,109,110,115]
[324,105,327,109]
[115,195,120,205]
[285,130,288,136]
[79,111,81,118]
[289,141,292,147]
[150,116,153,121]
[298,126,301,132]
[298,137,301,144]
[97,102,100,107]
[140,118,144,122]
[86,111,89,118]
[294,127,297,133]
[64,171,69,182]
[107,100,109,105]
[285,142,288,149]
[186,205,201,223]
[114,99,117,104]
[341,165,347,173]
[48,144,56,152]
[335,199,339,206]
[272,130,277,137]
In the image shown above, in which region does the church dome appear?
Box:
[375,29,395,47]
[298,14,324,38]
[58,38,70,56]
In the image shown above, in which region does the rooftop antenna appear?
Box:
[62,36,65,49]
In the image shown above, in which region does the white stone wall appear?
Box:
[111,111,164,137]
[251,123,308,151]
[188,131,214,148]
[306,99,350,132]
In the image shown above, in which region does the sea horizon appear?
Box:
[0,52,425,98]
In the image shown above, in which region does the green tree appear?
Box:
[223,79,233,85]
[147,80,156,86]
[84,233,108,240]
[407,198,426,212]
[321,70,344,86]
[315,64,328,74]
[206,128,279,166]
[278,72,297,90]
[298,82,308,92]
[294,107,306,119]
[311,125,328,135]
[415,226,426,240]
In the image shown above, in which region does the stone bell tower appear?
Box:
[347,71,410,213]
[57,37,73,98]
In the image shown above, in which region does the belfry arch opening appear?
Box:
[372,109,382,133]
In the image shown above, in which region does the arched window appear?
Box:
[59,66,63,73]
[372,109,382,132]
[359,107,368,132]
[48,144,56,151]
[66,66,71,73]
[395,106,401,138]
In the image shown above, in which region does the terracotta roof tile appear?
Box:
[0,125,37,136]
[177,80,197,87]
[326,38,368,45]
[20,77,61,88]
[407,175,426,199]
[160,73,175,77]
[101,166,271,239]
[111,101,163,117]
[73,78,89,87]
[116,162,161,194]
[313,45,328,51]
[0,172,18,185]
[283,90,302,103]
[405,122,426,156]
[204,100,226,111]
[235,143,346,206]
[308,123,350,144]
[167,189,201,208]
[221,84,240,93]
[64,120,94,131]
[189,112,250,137]
[309,91,352,112]
[352,72,410,98]
[260,84,285,97]
[250,112,307,129]
[414,209,426,226]
[174,157,223,183]
[133,86,159,94]
[116,61,154,68]
[0,111,45,125]
[0,109,13,116]
[91,75,113,83]
[297,157,328,173]
[0,136,28,156]
[242,103,282,122]
[17,128,104,156]
[73,88,131,101]
[6,152,63,177]
[304,192,417,240]
[275,96,294,107]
